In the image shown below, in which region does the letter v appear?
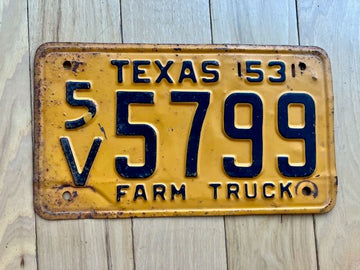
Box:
[60,137,102,186]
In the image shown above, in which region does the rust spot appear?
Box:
[54,184,96,192]
[320,199,333,213]
[71,60,85,73]
[56,199,62,206]
[54,184,72,190]
[174,48,181,51]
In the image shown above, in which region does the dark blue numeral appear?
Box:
[223,92,263,178]
[278,93,316,177]
[65,81,96,129]
[268,61,286,83]
[246,61,264,82]
[116,91,156,178]
[171,91,210,177]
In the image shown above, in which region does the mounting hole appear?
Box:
[63,60,72,70]
[299,62,306,70]
[62,191,71,201]
[302,186,312,196]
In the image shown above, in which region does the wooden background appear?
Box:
[0,0,359,269]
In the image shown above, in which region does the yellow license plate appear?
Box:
[34,43,337,219]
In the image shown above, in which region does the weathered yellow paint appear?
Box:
[33,43,337,219]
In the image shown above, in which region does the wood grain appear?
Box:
[122,0,212,44]
[211,0,317,269]
[28,1,133,269]
[211,0,298,45]
[3,1,355,269]
[121,1,227,269]
[0,1,37,269]
[298,1,360,269]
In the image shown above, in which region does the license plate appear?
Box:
[34,43,337,219]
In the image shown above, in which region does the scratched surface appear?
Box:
[0,0,359,269]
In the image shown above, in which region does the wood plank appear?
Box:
[0,1,37,269]
[121,1,227,269]
[297,1,360,269]
[122,0,212,44]
[210,1,318,269]
[28,1,133,269]
[211,0,298,45]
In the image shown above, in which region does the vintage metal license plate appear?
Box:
[34,43,337,219]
